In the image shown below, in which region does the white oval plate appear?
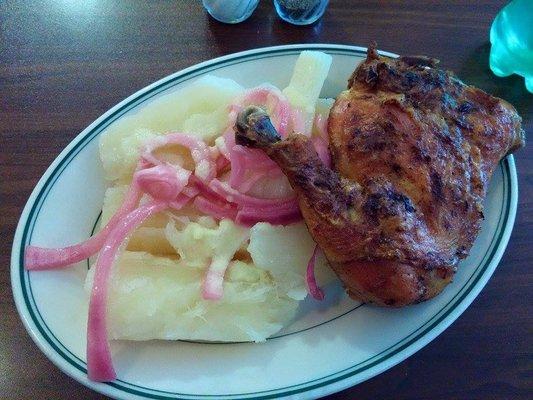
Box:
[12,44,518,400]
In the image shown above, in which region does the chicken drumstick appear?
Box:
[235,47,524,307]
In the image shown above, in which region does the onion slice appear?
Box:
[234,170,268,193]
[306,245,325,301]
[25,183,142,270]
[236,206,302,226]
[168,194,194,211]
[87,201,168,382]
[208,179,297,208]
[193,196,238,221]
[135,164,191,201]
[24,83,332,383]
[202,258,230,301]
[142,132,216,182]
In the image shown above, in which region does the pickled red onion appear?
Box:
[224,130,277,170]
[188,175,224,203]
[216,154,230,172]
[87,201,168,382]
[228,148,246,189]
[306,245,324,301]
[169,194,195,211]
[25,82,332,383]
[25,183,142,270]
[223,129,277,191]
[193,196,238,221]
[134,164,191,201]
[142,132,215,182]
[182,185,200,198]
[235,170,268,193]
[236,206,302,227]
[208,179,297,208]
[202,258,230,301]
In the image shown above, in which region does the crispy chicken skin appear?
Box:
[235,45,524,307]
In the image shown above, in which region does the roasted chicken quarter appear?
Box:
[235,44,525,307]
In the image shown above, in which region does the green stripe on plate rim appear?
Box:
[16,45,516,399]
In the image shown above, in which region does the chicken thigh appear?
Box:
[235,45,524,306]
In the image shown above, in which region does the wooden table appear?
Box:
[1,1,531,399]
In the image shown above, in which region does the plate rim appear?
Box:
[10,43,519,400]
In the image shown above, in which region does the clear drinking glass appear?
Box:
[273,0,329,25]
[202,0,260,24]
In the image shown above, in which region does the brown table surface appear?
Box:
[1,1,531,399]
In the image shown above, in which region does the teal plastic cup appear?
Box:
[489,0,533,93]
